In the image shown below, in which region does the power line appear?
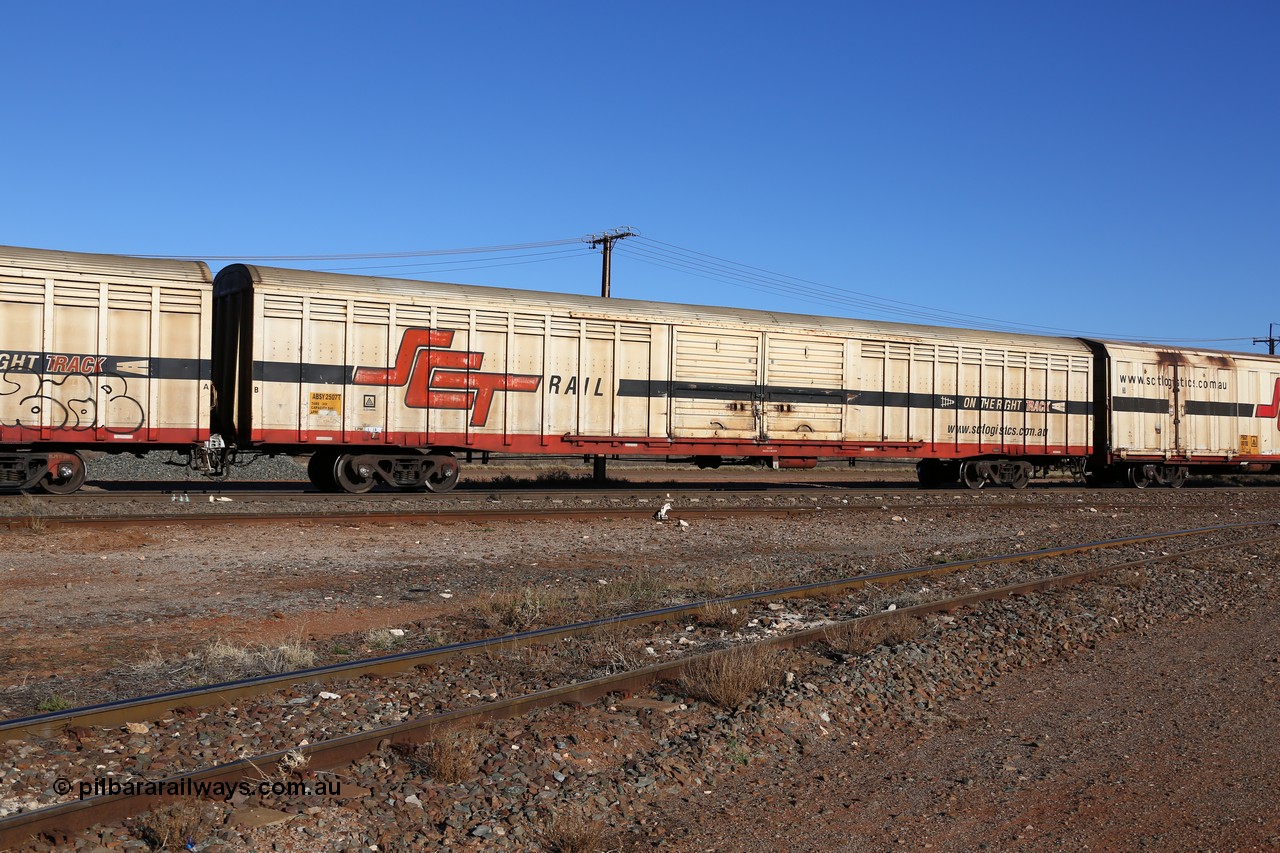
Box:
[620,237,1256,345]
[310,247,593,274]
[131,238,585,261]
[122,232,1260,347]
[379,252,597,278]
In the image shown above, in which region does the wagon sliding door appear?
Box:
[669,327,763,440]
[761,333,844,441]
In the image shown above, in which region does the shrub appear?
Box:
[134,799,219,851]
[695,600,749,632]
[396,729,477,784]
[539,810,607,853]
[677,644,781,710]
[823,612,922,655]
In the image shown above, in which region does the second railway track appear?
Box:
[2,519,1277,847]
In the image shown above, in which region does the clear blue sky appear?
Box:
[3,2,1276,348]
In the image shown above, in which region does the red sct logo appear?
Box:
[1259,378,1280,429]
[353,329,541,426]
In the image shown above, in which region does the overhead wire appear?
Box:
[127,233,1254,346]
[619,243,961,322]
[308,246,593,274]
[625,236,1096,333]
[621,237,1254,345]
[132,238,584,262]
[381,251,597,278]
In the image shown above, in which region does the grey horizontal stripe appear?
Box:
[0,350,208,380]
[620,379,1091,415]
[1114,397,1259,418]
[1112,396,1169,414]
[254,361,354,384]
[1185,400,1255,417]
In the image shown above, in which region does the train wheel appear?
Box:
[1127,464,1155,489]
[334,454,377,494]
[960,462,986,490]
[307,450,341,491]
[1009,462,1031,490]
[1157,465,1188,489]
[36,453,86,495]
[423,454,460,493]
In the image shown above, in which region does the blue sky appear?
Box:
[3,2,1276,348]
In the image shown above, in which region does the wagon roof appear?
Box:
[214,263,1094,352]
[1083,338,1280,363]
[0,245,212,285]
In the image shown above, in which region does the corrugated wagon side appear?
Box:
[211,263,1099,492]
[0,245,215,492]
[211,264,665,492]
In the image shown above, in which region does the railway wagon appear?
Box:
[0,246,216,492]
[210,263,1096,492]
[1089,340,1280,486]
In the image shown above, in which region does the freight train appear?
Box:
[1,244,1277,494]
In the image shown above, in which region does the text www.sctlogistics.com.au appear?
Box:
[945,424,1048,437]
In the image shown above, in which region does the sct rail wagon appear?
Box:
[2,245,1278,493]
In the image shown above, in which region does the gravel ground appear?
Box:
[1,489,1273,716]
[0,483,1277,851]
[662,583,1280,852]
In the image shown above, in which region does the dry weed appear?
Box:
[21,494,48,533]
[823,612,923,655]
[584,570,666,611]
[364,628,404,651]
[822,620,883,656]
[677,643,782,710]
[132,638,317,686]
[695,600,749,632]
[591,622,653,674]
[878,612,924,645]
[559,621,652,675]
[395,729,478,784]
[482,587,568,632]
[134,798,219,851]
[278,748,310,777]
[539,809,607,853]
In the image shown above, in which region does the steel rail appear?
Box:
[5,479,1274,503]
[2,524,1275,848]
[3,504,854,531]
[0,497,1266,531]
[4,519,1276,743]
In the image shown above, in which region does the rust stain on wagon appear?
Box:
[1155,350,1234,369]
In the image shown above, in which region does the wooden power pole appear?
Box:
[1255,323,1278,355]
[586,228,636,482]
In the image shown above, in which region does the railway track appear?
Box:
[1,519,1276,847]
[2,490,1272,530]
[4,477,1274,502]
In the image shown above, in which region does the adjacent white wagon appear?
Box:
[0,245,214,491]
